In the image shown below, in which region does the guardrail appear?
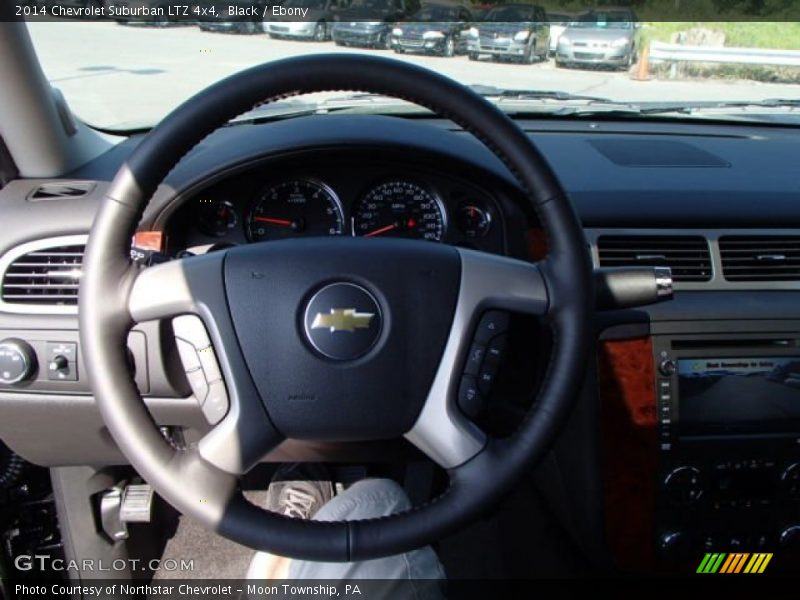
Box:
[649,41,800,67]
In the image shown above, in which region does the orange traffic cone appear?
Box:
[631,43,651,81]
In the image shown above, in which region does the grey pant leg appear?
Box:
[288,479,446,595]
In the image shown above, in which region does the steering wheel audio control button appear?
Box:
[458,375,483,418]
[464,343,486,376]
[477,363,498,396]
[474,310,510,344]
[485,334,508,365]
[303,282,382,361]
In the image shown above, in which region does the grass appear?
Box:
[640,22,800,83]
[645,22,800,50]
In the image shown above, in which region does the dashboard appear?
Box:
[161,150,526,259]
[2,114,800,573]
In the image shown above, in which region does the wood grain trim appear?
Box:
[597,336,658,571]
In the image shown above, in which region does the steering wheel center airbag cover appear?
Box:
[223,237,460,440]
[303,281,382,361]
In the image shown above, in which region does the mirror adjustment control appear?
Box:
[0,339,36,384]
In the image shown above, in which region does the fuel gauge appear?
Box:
[197,200,238,237]
[456,203,492,238]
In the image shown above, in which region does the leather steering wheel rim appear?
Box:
[79,54,592,561]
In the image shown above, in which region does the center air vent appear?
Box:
[719,236,800,281]
[1,240,85,310]
[597,235,712,282]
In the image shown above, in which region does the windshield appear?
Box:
[485,6,535,21]
[347,0,392,9]
[284,0,328,8]
[412,6,459,20]
[24,8,800,130]
[569,11,633,29]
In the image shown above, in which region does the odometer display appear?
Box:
[352,181,445,242]
[247,179,344,242]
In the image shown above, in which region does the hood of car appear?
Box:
[336,7,394,20]
[398,21,454,34]
[477,22,533,35]
[562,26,633,43]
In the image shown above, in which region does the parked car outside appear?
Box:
[198,0,269,34]
[555,8,639,69]
[546,11,572,55]
[108,0,201,26]
[265,0,346,41]
[391,1,472,57]
[331,0,419,49]
[466,3,550,64]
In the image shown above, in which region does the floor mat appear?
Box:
[152,491,267,580]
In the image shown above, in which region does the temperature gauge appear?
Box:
[456,204,492,238]
[197,200,238,237]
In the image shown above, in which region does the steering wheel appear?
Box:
[79,55,592,561]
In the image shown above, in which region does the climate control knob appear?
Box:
[0,339,36,384]
[664,466,703,506]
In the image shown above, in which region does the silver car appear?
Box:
[265,0,344,41]
[555,8,638,69]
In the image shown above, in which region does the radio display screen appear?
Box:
[678,356,800,434]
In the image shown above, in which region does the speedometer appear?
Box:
[352,181,446,242]
[246,179,344,242]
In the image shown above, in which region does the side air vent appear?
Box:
[0,237,87,312]
[28,181,94,201]
[597,235,712,282]
[719,236,800,281]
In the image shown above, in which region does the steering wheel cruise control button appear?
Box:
[303,282,382,361]
[172,315,229,424]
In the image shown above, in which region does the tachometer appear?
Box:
[352,181,445,242]
[246,179,344,242]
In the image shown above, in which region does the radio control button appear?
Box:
[658,359,677,376]
[664,466,703,506]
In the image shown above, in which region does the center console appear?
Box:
[652,331,800,557]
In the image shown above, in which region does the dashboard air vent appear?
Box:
[29,181,94,201]
[597,235,712,282]
[1,244,84,306]
[719,236,800,281]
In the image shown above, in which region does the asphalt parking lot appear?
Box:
[26,20,800,129]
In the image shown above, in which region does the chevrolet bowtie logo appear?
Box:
[311,308,375,333]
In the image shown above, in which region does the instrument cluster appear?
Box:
[164,156,514,257]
